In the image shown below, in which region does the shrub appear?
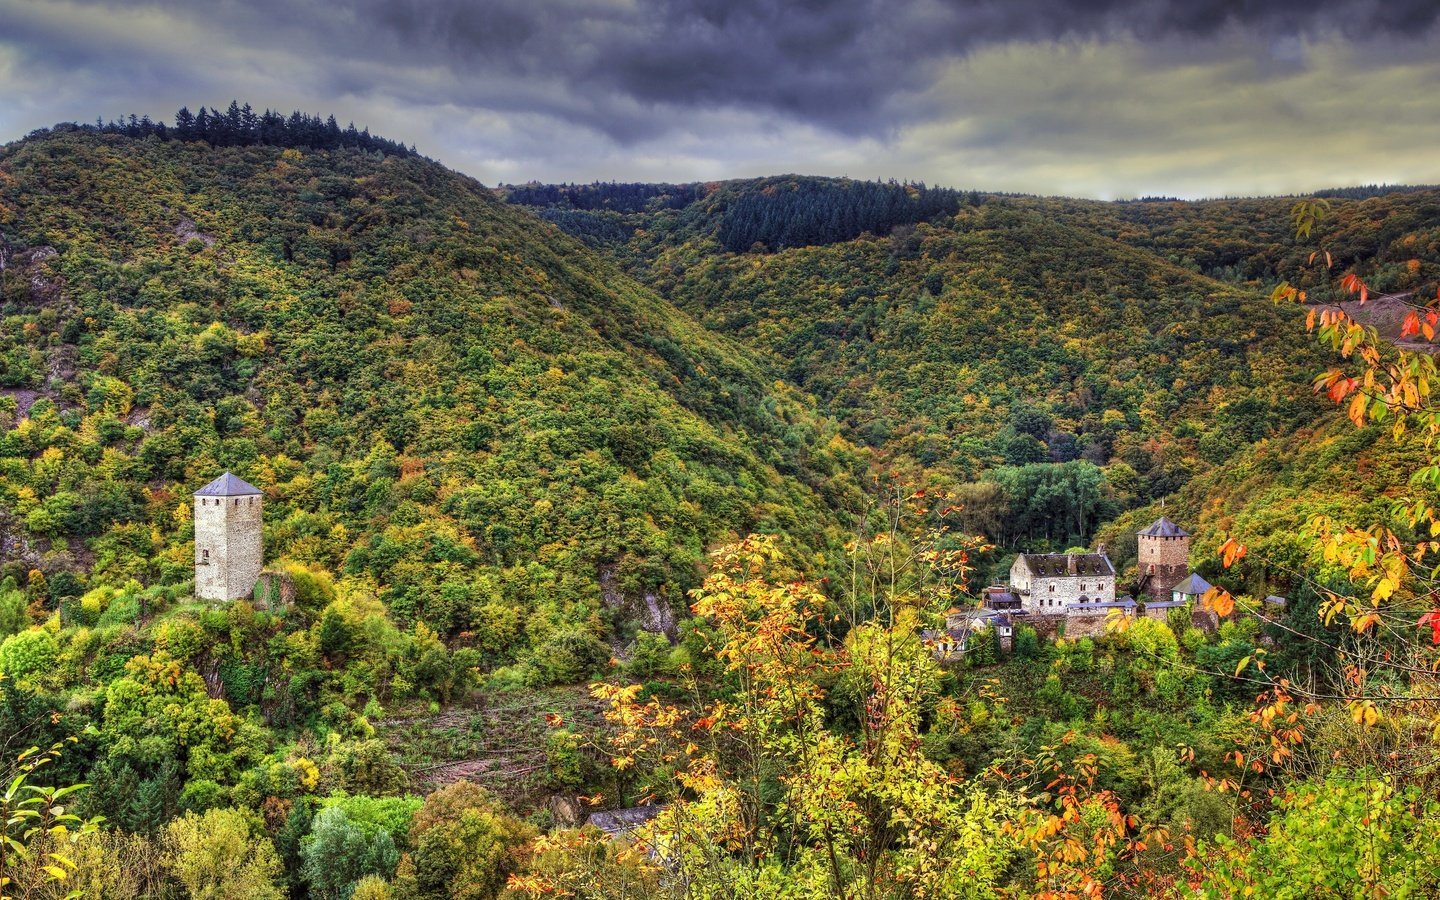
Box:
[529,630,610,686]
[0,628,59,681]
[301,806,401,900]
[545,729,584,789]
[163,807,284,900]
[395,781,536,900]
[623,630,673,679]
[352,875,394,900]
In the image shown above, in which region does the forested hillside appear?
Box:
[6,126,1440,899]
[0,127,862,679]
[505,176,1437,566]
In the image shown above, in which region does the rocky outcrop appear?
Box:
[599,565,679,644]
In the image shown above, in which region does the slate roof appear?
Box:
[1171,572,1214,596]
[1143,600,1190,608]
[952,607,1006,623]
[1016,552,1115,577]
[1263,595,1288,606]
[194,472,263,497]
[588,806,663,837]
[985,590,1021,607]
[1139,516,1190,538]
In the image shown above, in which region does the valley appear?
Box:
[3,122,1440,898]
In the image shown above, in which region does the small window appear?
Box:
[202,549,209,560]
[1049,584,1055,592]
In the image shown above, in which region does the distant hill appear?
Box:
[505,175,1440,569]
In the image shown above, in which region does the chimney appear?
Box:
[1097,543,1107,557]
[1067,554,1077,575]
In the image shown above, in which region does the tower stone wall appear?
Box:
[194,474,264,601]
[1138,532,1189,597]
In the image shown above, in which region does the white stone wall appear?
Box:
[1009,557,1031,595]
[194,495,263,601]
[1022,572,1116,613]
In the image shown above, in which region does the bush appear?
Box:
[164,807,284,900]
[395,781,536,900]
[0,628,59,681]
[623,630,674,679]
[0,585,27,639]
[323,739,409,797]
[1013,624,1040,658]
[352,875,394,900]
[546,729,584,789]
[301,806,401,900]
[321,793,424,845]
[97,593,142,627]
[529,630,610,686]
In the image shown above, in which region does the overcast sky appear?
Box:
[2,0,1438,198]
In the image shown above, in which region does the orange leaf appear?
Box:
[1203,587,1235,617]
[1348,392,1368,427]
[1219,537,1248,568]
[1402,311,1420,338]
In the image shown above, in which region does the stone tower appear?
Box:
[194,472,264,601]
[1136,516,1189,598]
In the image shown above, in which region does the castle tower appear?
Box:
[194,472,264,601]
[1137,516,1189,598]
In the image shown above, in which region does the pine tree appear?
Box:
[174,106,195,139]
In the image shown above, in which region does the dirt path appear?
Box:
[1324,290,1439,353]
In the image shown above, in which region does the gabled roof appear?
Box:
[1171,572,1213,596]
[1015,552,1115,578]
[194,472,263,497]
[1139,516,1189,538]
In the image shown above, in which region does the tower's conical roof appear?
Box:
[1138,516,1189,538]
[194,472,263,497]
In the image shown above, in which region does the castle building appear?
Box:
[1137,516,1190,598]
[1009,551,1116,613]
[194,472,264,601]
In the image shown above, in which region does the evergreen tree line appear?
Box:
[715,177,976,252]
[32,101,419,158]
[502,181,707,213]
[1314,184,1439,200]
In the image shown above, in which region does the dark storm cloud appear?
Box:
[2,0,1440,194]
[334,0,1440,136]
[9,0,1438,141]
